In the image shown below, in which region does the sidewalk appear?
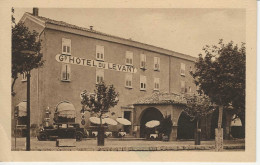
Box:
[11,137,245,151]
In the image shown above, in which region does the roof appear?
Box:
[134,92,187,105]
[23,12,196,61]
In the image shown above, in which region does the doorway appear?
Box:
[123,111,131,133]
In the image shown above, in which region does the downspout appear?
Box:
[37,27,45,126]
[169,56,171,93]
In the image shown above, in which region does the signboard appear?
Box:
[56,54,137,73]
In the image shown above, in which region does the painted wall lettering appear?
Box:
[55,54,137,73]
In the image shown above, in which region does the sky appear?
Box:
[13,8,245,57]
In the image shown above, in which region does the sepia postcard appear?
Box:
[0,0,257,162]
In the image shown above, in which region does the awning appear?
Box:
[16,101,27,117]
[116,117,131,125]
[231,118,242,126]
[55,101,76,118]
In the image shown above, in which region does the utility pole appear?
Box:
[26,71,31,151]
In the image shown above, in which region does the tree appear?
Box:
[158,115,173,141]
[12,22,44,96]
[12,13,44,150]
[81,82,119,146]
[184,95,214,145]
[191,40,245,146]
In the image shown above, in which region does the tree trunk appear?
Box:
[215,104,224,151]
[195,119,201,145]
[218,105,223,128]
[97,115,105,146]
[11,76,17,96]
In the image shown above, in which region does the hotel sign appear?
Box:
[55,54,137,73]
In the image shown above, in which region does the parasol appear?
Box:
[145,120,160,128]
[103,118,118,125]
[89,117,106,125]
[116,117,131,125]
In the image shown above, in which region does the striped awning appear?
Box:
[16,101,27,117]
[55,101,76,118]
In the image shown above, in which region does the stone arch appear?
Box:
[138,107,164,138]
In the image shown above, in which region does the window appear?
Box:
[62,38,71,55]
[61,64,71,81]
[140,54,146,69]
[21,72,27,82]
[154,57,160,71]
[96,45,104,61]
[181,81,186,93]
[96,69,104,84]
[126,51,133,65]
[180,63,185,76]
[154,78,160,91]
[140,75,146,91]
[125,74,133,88]
[189,86,192,93]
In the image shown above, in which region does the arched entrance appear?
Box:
[177,112,195,140]
[139,107,163,138]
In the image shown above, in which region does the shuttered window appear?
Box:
[154,78,160,91]
[62,38,71,55]
[140,75,147,91]
[96,45,105,61]
[125,73,133,88]
[180,63,185,76]
[154,57,160,71]
[126,51,133,65]
[140,54,146,69]
[96,69,104,84]
[61,64,71,81]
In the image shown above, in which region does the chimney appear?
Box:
[33,8,39,16]
[90,26,93,30]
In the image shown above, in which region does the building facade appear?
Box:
[12,9,235,140]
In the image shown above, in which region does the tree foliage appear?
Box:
[159,115,173,137]
[81,82,119,118]
[12,22,44,95]
[191,40,245,127]
[184,95,214,121]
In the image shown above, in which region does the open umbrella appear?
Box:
[103,118,118,126]
[89,117,106,125]
[145,120,160,128]
[116,117,131,125]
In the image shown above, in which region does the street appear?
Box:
[11,137,245,151]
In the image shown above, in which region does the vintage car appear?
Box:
[37,123,88,141]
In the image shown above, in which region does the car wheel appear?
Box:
[75,132,83,141]
[38,133,47,141]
